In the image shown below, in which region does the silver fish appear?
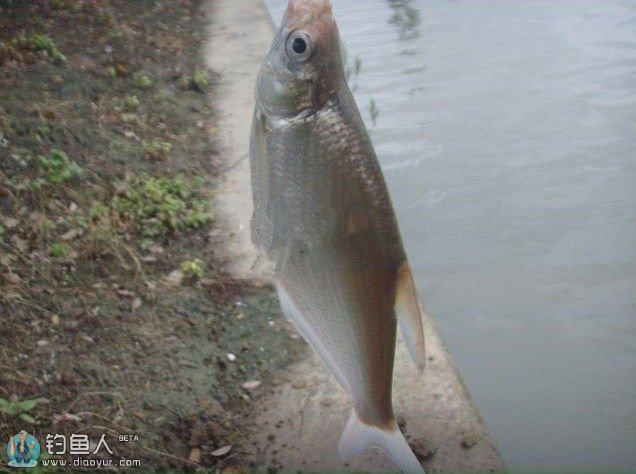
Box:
[250,1,426,471]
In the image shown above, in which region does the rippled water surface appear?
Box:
[264,0,636,470]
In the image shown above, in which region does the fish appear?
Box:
[249,0,427,472]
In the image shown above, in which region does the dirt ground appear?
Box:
[0,1,302,471]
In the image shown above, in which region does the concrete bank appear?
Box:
[204,0,506,471]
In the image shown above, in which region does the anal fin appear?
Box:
[394,262,427,373]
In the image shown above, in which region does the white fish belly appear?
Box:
[276,242,398,427]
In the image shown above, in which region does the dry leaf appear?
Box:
[113,407,125,425]
[10,235,28,251]
[241,380,261,391]
[211,445,232,457]
[3,217,18,229]
[60,228,82,241]
[3,270,21,285]
[149,244,164,254]
[2,288,21,301]
[0,253,16,266]
[188,447,201,464]
[53,413,82,423]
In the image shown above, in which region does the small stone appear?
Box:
[227,353,236,362]
[397,416,406,429]
[165,269,184,286]
[131,297,142,311]
[411,438,437,460]
[461,434,479,449]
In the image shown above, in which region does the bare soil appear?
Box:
[0,1,301,471]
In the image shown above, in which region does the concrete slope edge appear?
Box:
[203,0,506,471]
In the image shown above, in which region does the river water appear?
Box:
[264,0,636,470]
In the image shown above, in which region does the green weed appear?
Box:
[0,397,38,424]
[38,149,82,184]
[12,33,66,63]
[193,69,209,89]
[50,242,71,258]
[113,175,212,238]
[133,71,153,89]
[108,28,123,39]
[143,140,172,161]
[368,98,379,127]
[121,113,137,124]
[124,94,140,111]
[180,68,210,92]
[180,258,203,279]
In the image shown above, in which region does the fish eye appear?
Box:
[292,37,307,54]
[286,31,313,61]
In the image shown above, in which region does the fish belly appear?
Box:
[276,238,397,428]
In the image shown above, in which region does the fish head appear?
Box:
[256,0,345,119]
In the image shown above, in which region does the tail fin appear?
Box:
[338,410,425,473]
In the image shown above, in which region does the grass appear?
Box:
[368,98,379,127]
[132,71,153,89]
[124,94,140,111]
[181,258,204,279]
[0,397,39,425]
[111,175,212,238]
[180,68,210,92]
[143,140,172,161]
[10,33,66,63]
[37,149,82,185]
[50,242,71,258]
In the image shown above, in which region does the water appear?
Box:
[264,1,636,470]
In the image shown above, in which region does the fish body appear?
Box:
[250,1,426,471]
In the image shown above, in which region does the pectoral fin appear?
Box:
[394,262,427,373]
[276,282,351,393]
